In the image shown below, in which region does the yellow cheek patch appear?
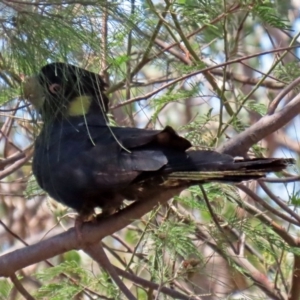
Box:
[67,96,92,116]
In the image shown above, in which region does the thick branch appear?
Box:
[289,255,300,300]
[217,91,300,156]
[0,187,184,277]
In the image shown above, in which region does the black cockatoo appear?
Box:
[23,62,294,218]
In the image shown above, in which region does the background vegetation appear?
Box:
[0,0,299,299]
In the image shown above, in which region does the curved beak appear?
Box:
[23,76,45,109]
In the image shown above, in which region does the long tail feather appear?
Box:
[165,157,295,184]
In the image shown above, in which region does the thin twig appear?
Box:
[115,266,198,300]
[10,273,35,300]
[84,242,137,300]
[218,89,300,156]
[199,185,238,254]
[235,194,298,247]
[110,45,299,109]
[237,184,300,227]
[259,181,300,223]
[268,76,300,114]
[289,255,300,300]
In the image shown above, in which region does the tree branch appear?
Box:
[84,242,137,300]
[10,273,35,300]
[217,88,300,156]
[0,187,185,277]
[289,255,300,300]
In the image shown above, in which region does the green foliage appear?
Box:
[274,62,300,85]
[175,0,224,27]
[151,220,199,259]
[231,115,246,133]
[35,261,87,283]
[251,143,267,157]
[97,271,120,299]
[290,191,300,207]
[34,261,119,299]
[0,279,13,300]
[0,1,297,299]
[24,174,44,199]
[35,282,82,300]
[252,1,291,30]
[150,87,199,124]
[146,219,203,283]
[63,251,82,264]
[183,108,215,146]
[245,100,267,116]
[107,54,130,69]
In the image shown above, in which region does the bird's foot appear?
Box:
[95,205,121,222]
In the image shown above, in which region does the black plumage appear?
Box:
[24,62,294,217]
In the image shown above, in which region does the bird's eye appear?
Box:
[49,83,61,94]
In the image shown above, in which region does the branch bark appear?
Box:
[0,187,185,277]
[217,89,300,156]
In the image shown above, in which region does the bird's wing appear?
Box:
[87,124,191,150]
[84,124,192,172]
[116,125,192,150]
[37,122,191,193]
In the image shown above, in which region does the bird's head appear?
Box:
[23,62,109,121]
